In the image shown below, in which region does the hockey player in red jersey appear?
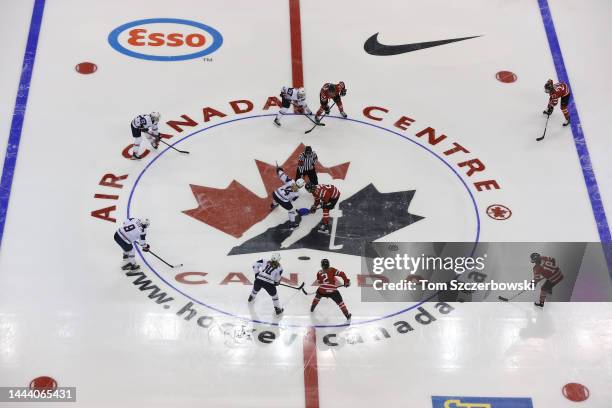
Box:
[544,79,571,126]
[315,81,347,123]
[311,259,351,320]
[530,252,564,308]
[305,182,340,233]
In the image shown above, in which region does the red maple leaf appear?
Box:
[183,144,350,237]
[491,207,507,218]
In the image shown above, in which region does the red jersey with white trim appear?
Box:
[317,267,349,294]
[548,82,570,108]
[533,256,564,284]
[312,184,340,207]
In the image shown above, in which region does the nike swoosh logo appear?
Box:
[364,33,481,56]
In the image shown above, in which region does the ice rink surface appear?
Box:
[0,0,611,407]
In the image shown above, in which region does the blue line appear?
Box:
[0,0,46,249]
[126,114,481,328]
[537,0,612,275]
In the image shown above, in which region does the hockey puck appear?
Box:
[562,383,589,402]
[298,256,310,260]
[75,61,97,74]
[495,70,517,83]
[29,376,57,391]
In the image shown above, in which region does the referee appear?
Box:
[296,146,318,184]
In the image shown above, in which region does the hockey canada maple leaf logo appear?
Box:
[184,144,425,257]
[183,144,350,238]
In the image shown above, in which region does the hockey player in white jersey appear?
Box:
[273,86,312,127]
[131,112,161,159]
[270,166,305,228]
[113,217,151,270]
[248,253,285,315]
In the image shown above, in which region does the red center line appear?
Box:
[289,2,318,406]
[303,327,320,408]
[289,0,304,88]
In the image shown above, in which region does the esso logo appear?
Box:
[127,29,208,48]
[108,18,223,61]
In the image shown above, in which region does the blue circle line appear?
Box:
[127,113,481,328]
[108,18,223,62]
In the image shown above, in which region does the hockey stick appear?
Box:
[536,114,550,142]
[279,282,305,291]
[303,113,325,127]
[305,102,336,134]
[301,284,345,295]
[159,138,190,154]
[147,249,183,268]
[498,289,529,302]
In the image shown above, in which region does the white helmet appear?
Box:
[270,253,281,263]
[281,86,288,95]
[140,218,150,229]
[150,111,160,124]
[295,178,305,188]
[297,87,306,100]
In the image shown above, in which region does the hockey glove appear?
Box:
[309,205,317,214]
[344,280,351,288]
[141,244,150,252]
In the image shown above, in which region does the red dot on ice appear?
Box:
[562,382,590,402]
[75,61,97,74]
[29,376,58,391]
[495,70,517,83]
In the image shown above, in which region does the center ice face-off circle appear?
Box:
[127,114,480,328]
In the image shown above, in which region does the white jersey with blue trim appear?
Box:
[252,259,283,284]
[131,114,159,135]
[281,87,308,109]
[116,218,148,246]
[273,170,300,203]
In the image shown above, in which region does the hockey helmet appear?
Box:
[295,178,305,189]
[544,79,554,93]
[339,81,347,96]
[270,253,281,264]
[297,87,306,100]
[305,182,315,192]
[530,252,541,263]
[321,258,330,269]
[304,145,312,154]
[140,218,150,229]
[281,86,289,95]
[150,112,160,124]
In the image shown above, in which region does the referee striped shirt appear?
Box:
[298,151,318,173]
